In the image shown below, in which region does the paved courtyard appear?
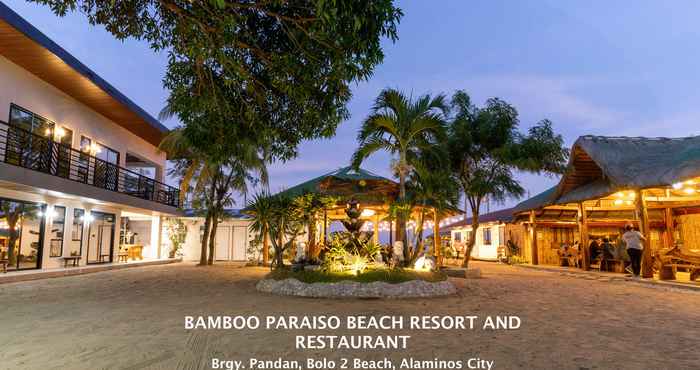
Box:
[1,262,698,370]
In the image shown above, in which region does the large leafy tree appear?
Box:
[447,90,568,267]
[32,0,403,161]
[351,88,448,250]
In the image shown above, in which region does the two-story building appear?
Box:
[0,3,181,274]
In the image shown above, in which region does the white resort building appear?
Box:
[0,3,182,274]
[445,208,513,261]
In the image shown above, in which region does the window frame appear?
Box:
[49,205,67,257]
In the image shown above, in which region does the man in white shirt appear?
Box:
[622,224,646,277]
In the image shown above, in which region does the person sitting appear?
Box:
[589,238,603,261]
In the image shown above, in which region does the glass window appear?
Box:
[0,198,45,271]
[483,228,492,245]
[9,104,54,137]
[70,209,85,256]
[49,206,66,257]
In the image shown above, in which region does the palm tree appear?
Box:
[293,193,336,260]
[160,128,268,265]
[446,90,568,268]
[247,192,275,266]
[268,195,303,269]
[409,161,460,266]
[351,88,448,250]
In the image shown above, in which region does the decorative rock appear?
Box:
[256,278,457,299]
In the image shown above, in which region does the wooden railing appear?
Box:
[0,120,179,208]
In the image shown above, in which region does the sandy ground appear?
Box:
[1,261,698,370]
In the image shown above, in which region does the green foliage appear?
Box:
[267,267,447,284]
[446,90,568,267]
[34,0,402,162]
[165,218,188,258]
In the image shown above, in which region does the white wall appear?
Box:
[0,55,165,175]
[180,218,254,262]
[450,223,505,261]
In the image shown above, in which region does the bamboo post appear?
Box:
[635,189,653,278]
[664,207,674,249]
[372,214,380,245]
[578,202,590,270]
[529,210,538,265]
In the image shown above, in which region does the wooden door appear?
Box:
[215,226,231,260]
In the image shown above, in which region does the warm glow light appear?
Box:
[54,127,66,139]
[615,192,624,198]
[672,182,683,190]
[613,199,624,205]
[687,180,696,185]
[45,128,52,136]
[628,192,636,199]
[360,209,375,217]
[625,200,633,205]
[684,188,696,195]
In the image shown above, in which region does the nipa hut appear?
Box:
[511,135,700,279]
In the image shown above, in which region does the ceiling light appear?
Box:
[360,209,375,217]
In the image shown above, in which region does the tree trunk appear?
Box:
[307,219,316,259]
[199,213,212,265]
[433,211,441,266]
[262,226,269,266]
[207,210,218,265]
[462,212,480,268]
[397,154,407,257]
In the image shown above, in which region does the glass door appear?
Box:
[87,211,115,264]
[0,198,45,271]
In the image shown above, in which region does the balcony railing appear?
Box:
[0,120,180,208]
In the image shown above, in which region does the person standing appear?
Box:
[622,224,646,277]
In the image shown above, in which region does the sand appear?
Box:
[0,262,698,370]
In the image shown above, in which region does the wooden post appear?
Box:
[578,202,590,270]
[529,210,538,265]
[372,214,380,245]
[323,210,328,244]
[389,220,393,246]
[635,189,653,278]
[664,207,674,249]
[433,210,441,264]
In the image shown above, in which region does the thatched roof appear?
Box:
[273,166,399,204]
[513,135,700,213]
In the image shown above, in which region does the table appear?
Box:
[120,244,144,261]
[61,256,81,268]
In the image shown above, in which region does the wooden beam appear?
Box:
[529,210,538,265]
[635,189,653,278]
[578,202,590,270]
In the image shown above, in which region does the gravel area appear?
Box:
[256,278,457,298]
[1,262,698,370]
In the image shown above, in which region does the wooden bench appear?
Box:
[98,254,111,263]
[61,256,81,268]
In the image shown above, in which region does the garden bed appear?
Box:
[256,268,457,299]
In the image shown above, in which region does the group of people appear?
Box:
[559,225,646,277]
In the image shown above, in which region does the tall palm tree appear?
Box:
[351,88,448,250]
[446,90,568,268]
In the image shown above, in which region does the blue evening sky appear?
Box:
[6,0,700,214]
